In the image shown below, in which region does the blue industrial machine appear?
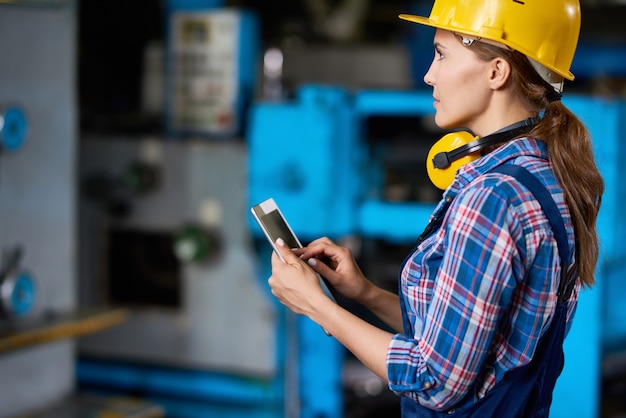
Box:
[249,85,362,418]
[248,84,626,418]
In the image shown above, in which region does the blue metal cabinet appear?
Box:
[249,85,360,240]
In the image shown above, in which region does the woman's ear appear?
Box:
[488,57,512,90]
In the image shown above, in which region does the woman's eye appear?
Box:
[435,49,444,60]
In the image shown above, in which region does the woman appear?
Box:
[267,0,604,416]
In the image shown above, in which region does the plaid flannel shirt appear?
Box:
[387,137,580,410]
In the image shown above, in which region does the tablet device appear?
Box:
[251,198,336,335]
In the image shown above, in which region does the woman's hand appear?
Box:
[269,236,404,333]
[268,238,333,317]
[294,237,372,304]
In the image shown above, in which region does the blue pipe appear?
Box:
[77,358,283,407]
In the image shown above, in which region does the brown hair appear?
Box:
[467,39,604,287]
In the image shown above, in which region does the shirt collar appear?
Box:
[441,137,549,200]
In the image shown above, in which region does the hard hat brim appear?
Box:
[399,14,437,29]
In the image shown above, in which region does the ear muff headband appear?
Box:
[427,118,537,190]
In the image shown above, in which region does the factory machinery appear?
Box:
[1,1,623,418]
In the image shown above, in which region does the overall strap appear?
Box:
[489,165,574,305]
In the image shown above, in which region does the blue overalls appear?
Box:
[399,165,577,418]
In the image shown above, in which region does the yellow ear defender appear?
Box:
[427,131,479,190]
[427,118,538,190]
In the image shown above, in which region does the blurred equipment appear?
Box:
[0,246,36,318]
[302,0,370,42]
[75,4,289,417]
[0,3,127,417]
[279,44,413,93]
[77,138,280,417]
[165,5,258,137]
[0,105,28,153]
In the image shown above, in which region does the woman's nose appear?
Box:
[423,59,436,87]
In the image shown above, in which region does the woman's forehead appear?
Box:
[433,28,455,43]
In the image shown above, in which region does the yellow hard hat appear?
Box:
[399,0,581,81]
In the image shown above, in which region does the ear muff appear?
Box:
[426,118,539,190]
[427,131,478,190]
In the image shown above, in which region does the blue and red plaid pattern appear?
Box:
[387,137,580,410]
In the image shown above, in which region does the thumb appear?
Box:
[275,238,300,263]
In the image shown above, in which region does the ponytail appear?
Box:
[466,38,605,287]
[531,102,603,286]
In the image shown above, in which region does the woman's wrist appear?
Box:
[354,281,403,332]
[356,281,385,310]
